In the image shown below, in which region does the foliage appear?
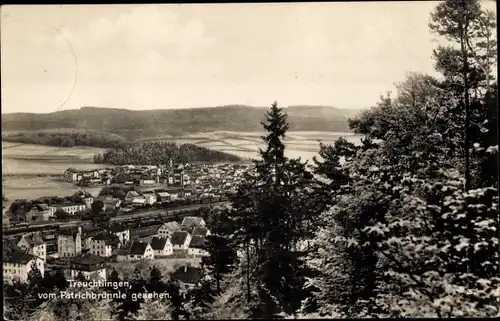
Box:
[91,200,104,215]
[1,105,352,137]
[201,211,239,293]
[229,102,318,318]
[29,288,112,321]
[94,141,242,165]
[131,297,173,320]
[1,129,128,148]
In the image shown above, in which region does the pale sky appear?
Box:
[0,2,496,114]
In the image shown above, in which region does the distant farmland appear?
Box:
[1,130,362,201]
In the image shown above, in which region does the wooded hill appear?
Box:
[1,105,362,139]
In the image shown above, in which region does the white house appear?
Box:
[170,265,203,292]
[140,179,156,187]
[170,231,192,251]
[118,241,154,261]
[3,250,45,283]
[150,237,173,257]
[57,227,82,258]
[91,233,120,257]
[157,192,171,203]
[157,221,182,239]
[26,204,52,222]
[131,197,147,207]
[103,197,121,211]
[108,225,130,245]
[3,206,10,227]
[68,254,106,281]
[125,191,141,202]
[54,203,87,215]
[143,193,157,205]
[82,197,94,209]
[17,234,46,261]
[188,235,209,257]
[181,216,206,229]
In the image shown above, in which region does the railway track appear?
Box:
[3,201,230,237]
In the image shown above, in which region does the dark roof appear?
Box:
[32,204,50,212]
[71,253,105,265]
[189,235,206,248]
[170,266,202,285]
[82,226,101,235]
[108,225,128,233]
[93,233,120,245]
[170,231,189,246]
[59,227,81,236]
[192,227,209,237]
[4,250,36,264]
[115,247,128,256]
[150,237,169,250]
[128,241,149,255]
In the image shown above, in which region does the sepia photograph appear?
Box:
[1,1,499,320]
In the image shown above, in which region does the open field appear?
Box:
[150,131,364,162]
[2,141,107,201]
[2,176,103,203]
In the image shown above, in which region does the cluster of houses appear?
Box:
[3,215,210,285]
[5,191,96,224]
[64,162,251,197]
[4,162,252,226]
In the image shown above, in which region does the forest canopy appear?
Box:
[93,141,243,165]
[2,130,128,149]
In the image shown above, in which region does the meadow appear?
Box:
[147,131,363,162]
[2,141,106,201]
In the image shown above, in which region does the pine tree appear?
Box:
[51,268,69,291]
[165,279,185,320]
[109,268,120,283]
[147,265,166,294]
[120,268,146,319]
[201,212,239,293]
[230,101,316,317]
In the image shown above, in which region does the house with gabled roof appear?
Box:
[181,216,206,229]
[91,233,121,257]
[170,265,203,291]
[188,235,209,257]
[103,197,121,211]
[27,204,52,222]
[150,237,173,257]
[17,233,46,261]
[57,226,82,258]
[192,227,211,238]
[117,241,154,261]
[68,253,106,281]
[107,225,130,245]
[170,231,192,251]
[157,221,182,239]
[124,190,140,202]
[3,249,45,283]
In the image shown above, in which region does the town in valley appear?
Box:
[3,159,253,297]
